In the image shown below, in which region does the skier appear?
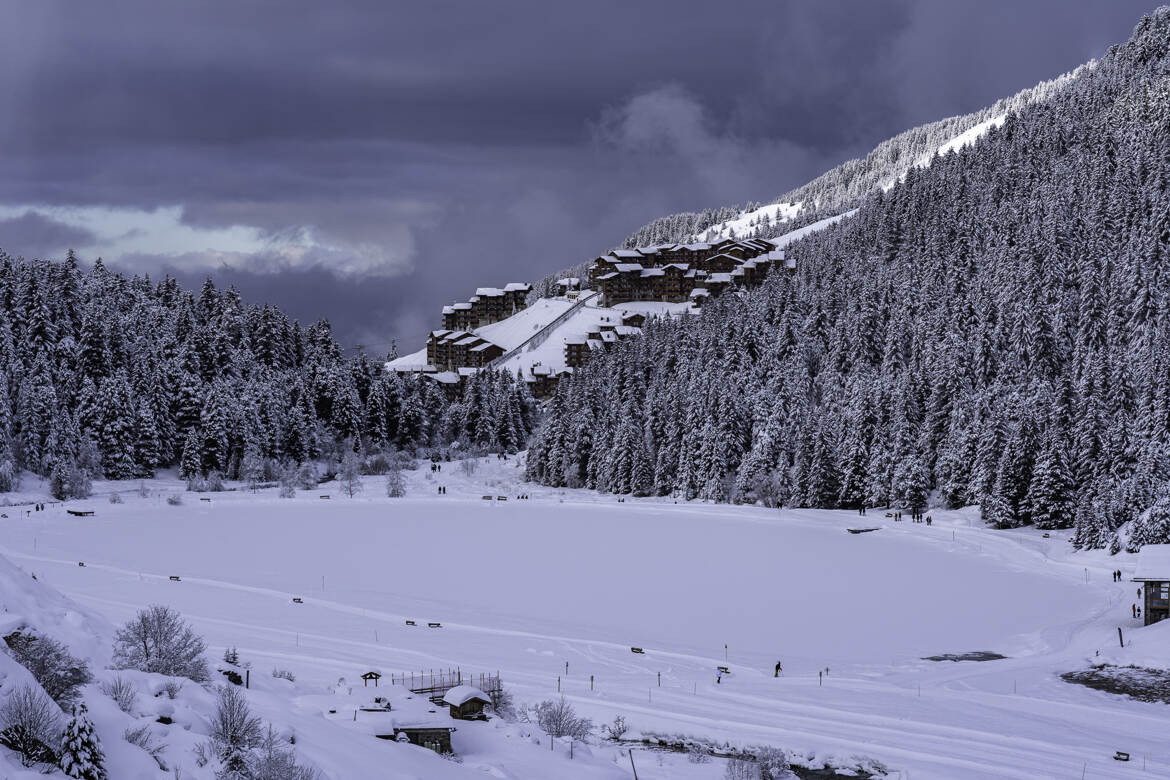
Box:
[774,660,782,678]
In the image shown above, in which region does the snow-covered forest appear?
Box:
[0,254,535,496]
[527,8,1170,552]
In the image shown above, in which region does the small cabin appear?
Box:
[1134,544,1170,626]
[387,726,455,754]
[361,671,382,687]
[442,685,492,720]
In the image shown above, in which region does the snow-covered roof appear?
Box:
[600,331,617,342]
[442,685,492,708]
[563,335,588,345]
[1134,544,1170,580]
[690,288,710,298]
[615,325,641,336]
[556,277,580,286]
[471,342,498,352]
[640,268,665,277]
[476,287,504,297]
[596,272,618,280]
[441,306,455,315]
[452,302,472,310]
[453,336,481,347]
[614,263,644,273]
[430,329,452,338]
[457,367,478,376]
[683,243,710,251]
[432,371,460,384]
[708,273,733,283]
[503,282,531,292]
[664,263,689,271]
[612,249,642,258]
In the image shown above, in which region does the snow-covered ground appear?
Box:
[700,202,802,242]
[3,458,1169,779]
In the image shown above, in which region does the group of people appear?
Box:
[1111,569,1124,582]
[889,510,931,525]
[429,462,443,473]
[436,485,447,494]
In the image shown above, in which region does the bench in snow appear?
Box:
[66,510,94,517]
[630,647,644,654]
[292,597,303,604]
[405,620,417,626]
[481,495,493,501]
[199,497,211,502]
[496,496,507,501]
[319,495,331,499]
[169,575,181,582]
[846,527,880,535]
[428,622,442,628]
[78,562,85,567]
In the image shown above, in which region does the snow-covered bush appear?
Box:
[159,680,183,700]
[251,725,319,780]
[59,702,107,779]
[687,742,711,763]
[385,467,406,498]
[3,630,92,705]
[208,685,262,775]
[123,723,167,770]
[601,715,628,741]
[205,470,225,492]
[166,494,183,506]
[0,683,61,767]
[100,676,137,713]
[533,697,592,740]
[296,462,319,491]
[271,668,295,682]
[725,757,758,779]
[458,457,479,477]
[278,464,298,498]
[223,647,240,666]
[108,491,123,504]
[0,457,16,492]
[340,449,363,497]
[112,605,209,682]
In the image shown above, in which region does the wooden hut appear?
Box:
[442,685,492,720]
[1134,544,1170,626]
[361,671,382,687]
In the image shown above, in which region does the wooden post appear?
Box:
[629,750,639,780]
[245,670,250,689]
[590,675,594,691]
[1118,626,1125,648]
[657,672,660,687]
[557,676,561,692]
[819,671,822,687]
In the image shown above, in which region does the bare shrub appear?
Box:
[166,494,183,506]
[251,725,319,780]
[100,676,138,713]
[0,683,61,767]
[532,697,592,740]
[112,605,208,682]
[271,668,295,682]
[278,464,298,498]
[725,757,759,780]
[138,481,150,498]
[755,746,791,779]
[3,630,92,705]
[295,462,318,490]
[159,680,183,700]
[385,466,406,498]
[687,742,711,763]
[209,685,262,775]
[458,458,479,477]
[109,491,124,504]
[124,723,168,770]
[601,714,628,741]
[339,449,363,497]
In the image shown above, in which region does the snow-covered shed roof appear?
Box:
[442,685,492,708]
[614,263,644,273]
[689,288,710,298]
[1135,544,1170,581]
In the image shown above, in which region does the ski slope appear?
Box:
[3,459,1168,779]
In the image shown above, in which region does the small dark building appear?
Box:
[388,726,455,753]
[1134,544,1170,626]
[361,671,382,687]
[442,685,492,720]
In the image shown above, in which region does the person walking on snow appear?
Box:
[774,660,782,677]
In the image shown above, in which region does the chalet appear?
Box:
[689,287,711,307]
[442,685,492,720]
[564,335,590,368]
[1134,544,1170,626]
[556,277,581,296]
[621,312,647,328]
[698,252,741,274]
[524,365,558,398]
[705,272,734,296]
[427,330,505,371]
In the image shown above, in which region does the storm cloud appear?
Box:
[0,0,1161,349]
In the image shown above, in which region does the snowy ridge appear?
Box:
[880,114,1007,191]
[699,202,802,242]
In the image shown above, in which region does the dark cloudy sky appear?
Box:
[0,0,1162,353]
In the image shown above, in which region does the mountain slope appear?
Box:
[527,7,1170,553]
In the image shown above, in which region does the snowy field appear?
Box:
[2,459,1169,779]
